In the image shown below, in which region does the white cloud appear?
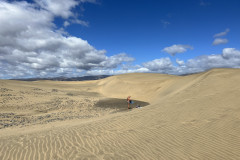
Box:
[212,38,228,45]
[222,48,240,59]
[212,29,230,46]
[123,48,240,75]
[0,1,133,79]
[34,0,79,19]
[213,28,230,38]
[34,0,93,27]
[179,48,240,74]
[80,0,97,3]
[71,19,89,27]
[89,48,240,76]
[60,48,240,76]
[1,1,239,79]
[86,67,150,76]
[142,58,175,73]
[162,44,193,56]
[176,59,185,66]
[64,21,70,27]
[87,58,175,76]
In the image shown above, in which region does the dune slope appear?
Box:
[0,68,240,159]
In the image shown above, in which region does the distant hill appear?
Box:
[11,75,111,81]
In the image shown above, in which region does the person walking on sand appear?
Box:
[127,96,131,109]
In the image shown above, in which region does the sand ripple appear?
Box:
[1,69,240,159]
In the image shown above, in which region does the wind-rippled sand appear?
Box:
[0,68,240,159]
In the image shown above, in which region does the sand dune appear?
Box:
[0,68,240,159]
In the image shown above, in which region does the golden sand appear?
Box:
[0,68,240,159]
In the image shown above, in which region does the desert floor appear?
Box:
[0,68,240,160]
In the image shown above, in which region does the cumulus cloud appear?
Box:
[222,48,240,59]
[34,0,79,19]
[86,48,240,76]
[0,1,133,79]
[124,48,240,75]
[212,38,229,45]
[176,59,185,66]
[213,28,230,38]
[87,58,175,76]
[142,58,175,73]
[1,1,239,79]
[92,48,240,76]
[162,44,193,56]
[178,48,240,74]
[86,66,150,76]
[34,0,93,27]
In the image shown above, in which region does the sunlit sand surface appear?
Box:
[0,68,240,159]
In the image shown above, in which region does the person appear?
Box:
[127,96,131,109]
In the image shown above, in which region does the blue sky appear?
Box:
[78,0,239,60]
[0,0,240,78]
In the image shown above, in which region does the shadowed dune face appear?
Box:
[0,68,240,160]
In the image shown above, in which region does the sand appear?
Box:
[0,68,240,159]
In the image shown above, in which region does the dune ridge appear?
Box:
[0,68,240,159]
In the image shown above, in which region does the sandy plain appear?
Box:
[0,68,240,160]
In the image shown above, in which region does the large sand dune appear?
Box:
[0,68,240,159]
